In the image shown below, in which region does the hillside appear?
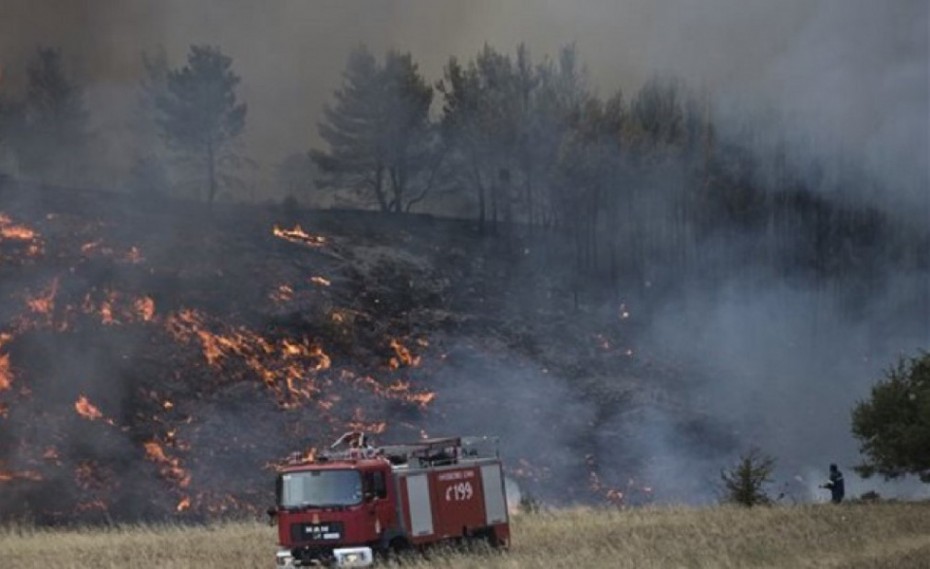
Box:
[0,180,710,523]
[3,502,930,568]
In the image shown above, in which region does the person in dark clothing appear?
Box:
[822,463,845,503]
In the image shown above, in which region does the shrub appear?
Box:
[720,448,776,507]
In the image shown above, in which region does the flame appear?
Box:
[343,372,436,409]
[0,213,39,242]
[166,309,333,407]
[310,276,331,287]
[176,496,191,512]
[27,278,59,315]
[80,240,144,264]
[100,297,115,325]
[78,290,156,325]
[134,296,156,321]
[272,224,327,247]
[270,284,294,303]
[388,338,421,369]
[0,346,11,392]
[407,391,436,407]
[81,240,102,254]
[348,408,387,434]
[144,441,191,488]
[0,213,44,259]
[74,395,104,421]
[0,468,43,482]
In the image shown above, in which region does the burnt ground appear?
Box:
[0,180,732,523]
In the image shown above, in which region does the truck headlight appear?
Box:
[275,549,294,567]
[333,547,373,567]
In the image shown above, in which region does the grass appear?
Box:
[3,502,930,568]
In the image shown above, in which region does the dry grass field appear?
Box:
[3,502,930,568]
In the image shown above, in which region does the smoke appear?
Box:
[417,338,599,503]
[1,1,925,211]
[1,0,927,513]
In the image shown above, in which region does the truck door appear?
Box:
[363,468,393,540]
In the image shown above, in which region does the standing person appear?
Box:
[822,463,845,503]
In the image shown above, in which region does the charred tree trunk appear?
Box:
[206,140,217,205]
[469,150,486,234]
[373,164,389,212]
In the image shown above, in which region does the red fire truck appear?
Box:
[269,436,510,567]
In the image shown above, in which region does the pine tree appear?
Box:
[156,45,246,204]
[13,47,89,181]
[313,46,436,212]
[720,449,776,507]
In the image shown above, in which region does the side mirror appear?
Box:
[266,506,278,526]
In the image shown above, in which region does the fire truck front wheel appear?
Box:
[378,537,412,564]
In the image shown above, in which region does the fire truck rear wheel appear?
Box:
[381,538,412,565]
[388,537,411,553]
[473,528,505,549]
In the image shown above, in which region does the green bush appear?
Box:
[852,351,930,482]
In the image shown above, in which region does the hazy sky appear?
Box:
[0,1,926,202]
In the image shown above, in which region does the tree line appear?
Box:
[0,45,245,204]
[1,43,926,299]
[313,44,927,300]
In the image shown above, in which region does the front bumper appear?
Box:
[276,546,373,568]
[333,547,374,567]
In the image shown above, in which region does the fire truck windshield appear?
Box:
[279,470,363,508]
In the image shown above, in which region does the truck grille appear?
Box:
[290,521,345,544]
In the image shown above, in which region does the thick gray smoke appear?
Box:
[1,1,927,508]
[2,1,925,212]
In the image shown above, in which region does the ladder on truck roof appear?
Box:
[308,436,499,468]
[380,436,499,469]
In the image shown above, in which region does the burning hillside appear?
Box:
[0,181,686,523]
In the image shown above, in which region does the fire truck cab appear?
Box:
[271,436,510,567]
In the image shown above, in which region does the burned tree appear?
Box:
[7,47,89,183]
[438,44,590,234]
[155,45,246,204]
[313,46,437,213]
[438,45,524,232]
[129,49,171,199]
[0,95,16,166]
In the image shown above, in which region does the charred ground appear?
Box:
[0,179,718,523]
